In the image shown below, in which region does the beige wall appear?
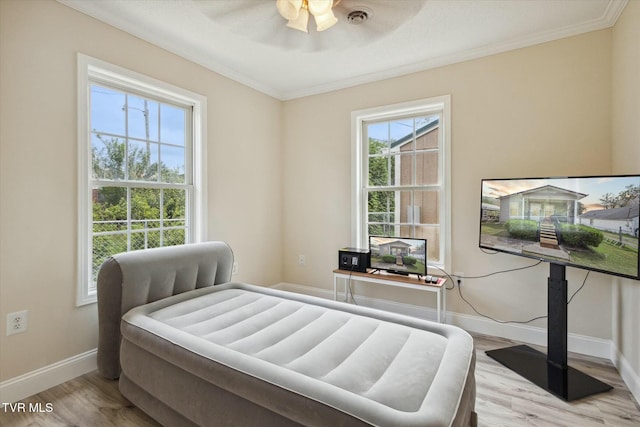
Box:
[0,0,282,381]
[611,0,640,383]
[282,29,613,338]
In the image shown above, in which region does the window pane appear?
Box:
[164,228,185,246]
[131,188,160,228]
[417,226,440,263]
[394,154,413,186]
[92,187,127,227]
[369,139,388,156]
[397,190,414,223]
[128,140,158,181]
[389,118,414,143]
[92,233,128,282]
[368,223,395,237]
[130,230,161,250]
[160,145,185,183]
[91,85,125,136]
[127,95,159,141]
[413,191,440,224]
[92,135,125,180]
[147,230,161,248]
[130,232,146,251]
[148,102,159,142]
[160,104,185,146]
[92,186,128,281]
[368,191,395,224]
[368,155,392,187]
[415,151,439,185]
[415,116,439,150]
[163,189,186,220]
[368,123,390,153]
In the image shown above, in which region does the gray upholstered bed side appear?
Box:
[96,241,234,379]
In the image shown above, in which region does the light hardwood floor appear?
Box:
[1,333,638,427]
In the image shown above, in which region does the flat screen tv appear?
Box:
[369,236,427,277]
[479,175,640,280]
[479,174,639,402]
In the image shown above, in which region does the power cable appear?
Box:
[439,260,590,324]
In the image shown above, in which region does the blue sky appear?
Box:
[90,84,186,175]
[366,115,439,142]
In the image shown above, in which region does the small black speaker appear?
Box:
[338,248,370,273]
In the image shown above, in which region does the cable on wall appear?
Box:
[439,259,591,324]
[347,269,359,305]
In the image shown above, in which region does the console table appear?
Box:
[332,269,447,323]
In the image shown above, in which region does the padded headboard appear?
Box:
[96,241,234,379]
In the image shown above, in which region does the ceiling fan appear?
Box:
[276,0,342,33]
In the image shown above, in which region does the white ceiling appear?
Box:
[58,0,627,100]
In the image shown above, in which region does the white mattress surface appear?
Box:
[147,288,446,412]
[123,284,474,426]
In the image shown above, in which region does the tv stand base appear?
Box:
[486,344,612,401]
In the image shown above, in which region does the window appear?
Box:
[77,54,207,305]
[351,96,451,270]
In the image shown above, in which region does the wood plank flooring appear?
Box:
[1,333,638,427]
[473,335,640,427]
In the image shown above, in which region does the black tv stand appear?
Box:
[486,263,612,401]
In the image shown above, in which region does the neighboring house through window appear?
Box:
[351,96,451,271]
[77,55,207,305]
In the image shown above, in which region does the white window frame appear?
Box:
[351,95,451,272]
[77,54,207,305]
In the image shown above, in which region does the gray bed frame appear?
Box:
[97,242,477,427]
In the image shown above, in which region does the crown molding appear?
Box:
[58,0,629,102]
[278,0,629,100]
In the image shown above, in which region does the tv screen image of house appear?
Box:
[480,175,640,280]
[369,236,427,276]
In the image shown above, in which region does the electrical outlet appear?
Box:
[454,272,464,285]
[232,262,238,274]
[7,310,28,336]
[298,254,306,266]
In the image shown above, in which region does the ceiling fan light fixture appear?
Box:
[277,0,340,33]
[286,6,309,32]
[307,0,332,16]
[276,0,303,21]
[314,9,338,32]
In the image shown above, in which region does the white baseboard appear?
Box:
[612,344,640,404]
[0,349,97,404]
[273,282,611,359]
[447,310,613,359]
